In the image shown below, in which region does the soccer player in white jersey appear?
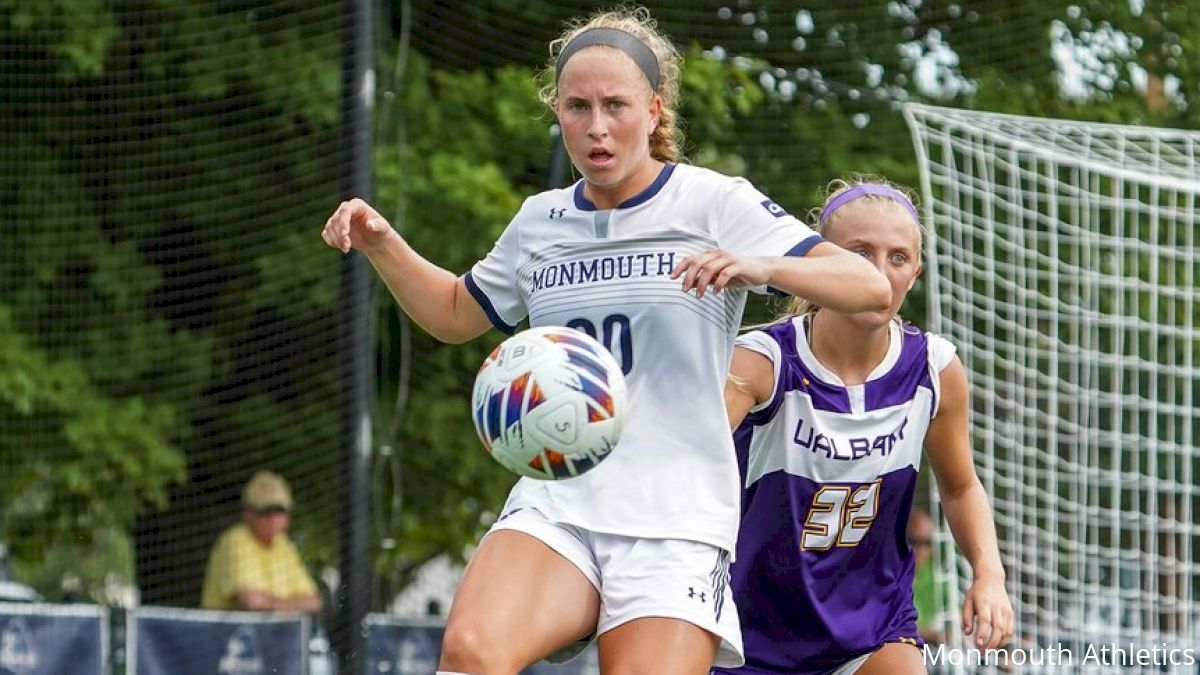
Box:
[321,8,890,674]
[715,178,1014,675]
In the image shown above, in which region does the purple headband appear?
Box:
[818,184,920,227]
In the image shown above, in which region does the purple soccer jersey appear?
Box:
[716,316,955,675]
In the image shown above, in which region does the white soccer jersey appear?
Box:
[465,163,822,551]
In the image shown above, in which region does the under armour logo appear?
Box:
[549,208,566,219]
[687,587,707,603]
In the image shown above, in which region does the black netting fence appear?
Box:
[2,1,1192,672]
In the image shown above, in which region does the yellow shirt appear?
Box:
[200,523,318,610]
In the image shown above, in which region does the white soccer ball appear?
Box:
[471,325,628,480]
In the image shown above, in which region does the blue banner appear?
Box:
[132,607,308,675]
[364,615,598,675]
[0,602,108,675]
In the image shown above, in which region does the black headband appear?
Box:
[555,27,661,91]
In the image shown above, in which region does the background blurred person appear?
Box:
[201,470,321,613]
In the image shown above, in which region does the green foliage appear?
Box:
[4,0,1197,608]
[370,56,547,585]
[2,0,345,603]
[0,134,204,598]
[1,0,118,76]
[679,45,766,174]
[0,307,184,599]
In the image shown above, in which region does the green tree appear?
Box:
[1,0,346,603]
[0,8,195,598]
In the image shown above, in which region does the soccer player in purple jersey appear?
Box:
[717,178,1014,675]
[321,9,891,674]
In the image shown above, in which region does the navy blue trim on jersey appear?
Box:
[785,234,824,257]
[866,330,933,411]
[742,320,796,428]
[463,272,517,335]
[767,234,825,296]
[573,163,676,211]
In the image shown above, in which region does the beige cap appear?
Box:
[241,471,293,511]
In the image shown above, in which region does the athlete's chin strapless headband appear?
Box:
[556,27,661,92]
[818,184,920,227]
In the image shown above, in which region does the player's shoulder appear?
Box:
[736,317,800,357]
[500,184,581,233]
[671,164,795,224]
[899,321,957,369]
[760,316,801,344]
[913,324,954,351]
[516,184,576,214]
[519,165,746,210]
[669,162,746,192]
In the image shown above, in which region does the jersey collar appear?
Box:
[794,315,904,387]
[573,163,676,211]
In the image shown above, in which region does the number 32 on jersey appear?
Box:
[800,480,881,551]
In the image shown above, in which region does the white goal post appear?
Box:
[905,103,1200,673]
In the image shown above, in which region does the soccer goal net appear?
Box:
[905,103,1200,673]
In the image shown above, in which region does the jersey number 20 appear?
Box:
[800,481,881,551]
[566,314,633,375]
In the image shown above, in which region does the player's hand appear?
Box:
[321,198,395,254]
[670,249,770,299]
[961,576,1013,649]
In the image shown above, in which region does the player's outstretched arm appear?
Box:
[724,346,775,429]
[671,242,891,314]
[321,198,492,344]
[925,356,1014,650]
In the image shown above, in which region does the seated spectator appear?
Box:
[201,471,321,613]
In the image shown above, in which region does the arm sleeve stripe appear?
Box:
[463,271,517,335]
[768,235,827,296]
[784,234,824,258]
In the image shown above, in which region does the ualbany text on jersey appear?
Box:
[794,417,908,461]
[924,642,1196,668]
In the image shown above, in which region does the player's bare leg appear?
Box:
[857,641,927,674]
[597,617,720,675]
[439,530,600,675]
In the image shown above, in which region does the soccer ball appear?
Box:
[471,326,627,480]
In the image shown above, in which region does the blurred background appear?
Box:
[1,1,1197,673]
